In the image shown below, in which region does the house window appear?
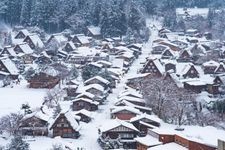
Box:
[119,133,134,139]
[190,70,194,74]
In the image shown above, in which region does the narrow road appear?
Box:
[70,17,162,150]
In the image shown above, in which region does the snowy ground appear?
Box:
[0,17,162,149]
[0,82,46,117]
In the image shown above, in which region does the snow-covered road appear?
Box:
[68,17,162,150]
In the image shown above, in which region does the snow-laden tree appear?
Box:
[53,104,61,119]
[50,144,64,150]
[0,113,23,135]
[139,75,197,125]
[6,135,30,150]
[82,64,102,81]
[43,88,65,108]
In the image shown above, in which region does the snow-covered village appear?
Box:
[0,0,225,150]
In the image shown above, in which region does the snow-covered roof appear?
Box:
[64,112,80,130]
[3,46,16,56]
[130,113,161,124]
[22,111,50,122]
[26,34,44,48]
[135,135,162,147]
[76,92,95,99]
[50,34,67,44]
[148,142,188,150]
[111,58,124,69]
[118,96,145,104]
[66,41,76,50]
[75,35,90,44]
[111,106,142,115]
[73,98,99,105]
[89,62,103,68]
[84,84,105,92]
[151,122,225,147]
[96,60,112,67]
[74,109,92,118]
[115,100,152,112]
[17,43,33,54]
[50,111,80,131]
[87,26,101,36]
[84,76,110,85]
[152,59,165,75]
[19,29,30,37]
[0,57,19,75]
[100,119,139,132]
[119,89,143,99]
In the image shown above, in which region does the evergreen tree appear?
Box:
[21,104,32,115]
[82,64,101,81]
[20,0,32,26]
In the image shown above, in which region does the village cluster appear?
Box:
[0,15,225,150]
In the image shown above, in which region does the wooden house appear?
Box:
[84,76,110,90]
[152,45,168,54]
[181,64,199,78]
[84,84,108,102]
[135,135,162,150]
[15,29,30,39]
[47,33,67,46]
[127,44,142,52]
[76,92,95,100]
[74,109,92,123]
[0,57,19,79]
[141,58,165,77]
[14,43,33,54]
[161,48,176,59]
[23,34,44,49]
[72,34,90,47]
[178,49,192,62]
[111,106,141,120]
[115,100,152,115]
[49,112,80,138]
[72,98,99,111]
[171,40,188,49]
[35,51,52,65]
[202,60,219,74]
[99,119,139,149]
[164,61,176,73]
[1,46,16,58]
[96,60,112,68]
[215,63,225,74]
[158,41,181,51]
[28,72,60,89]
[118,89,143,99]
[130,114,160,135]
[218,139,225,150]
[65,80,79,97]
[19,111,49,136]
[86,26,101,39]
[63,41,76,53]
[118,96,146,107]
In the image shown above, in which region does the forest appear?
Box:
[0,0,223,37]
